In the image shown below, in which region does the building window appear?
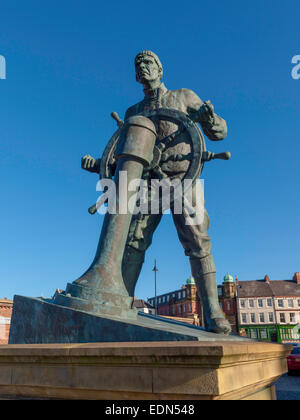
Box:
[241,313,247,324]
[260,329,268,339]
[158,297,161,304]
[182,290,186,298]
[280,313,285,323]
[162,296,165,303]
[269,313,274,323]
[288,299,294,308]
[267,299,272,307]
[240,300,246,308]
[290,313,296,323]
[278,299,284,308]
[249,299,254,308]
[167,295,170,302]
[250,313,255,323]
[178,292,181,299]
[218,287,222,297]
[258,299,263,308]
[227,302,231,311]
[298,299,300,307]
[259,313,265,323]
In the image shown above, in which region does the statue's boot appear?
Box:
[122,245,145,298]
[190,256,232,335]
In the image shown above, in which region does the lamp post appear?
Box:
[153,260,158,317]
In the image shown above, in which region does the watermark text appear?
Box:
[0,55,6,79]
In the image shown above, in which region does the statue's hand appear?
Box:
[188,100,215,125]
[81,154,100,173]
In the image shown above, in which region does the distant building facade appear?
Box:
[0,298,13,344]
[218,274,239,334]
[148,276,203,324]
[147,275,237,331]
[147,272,300,342]
[132,298,155,314]
[236,273,300,342]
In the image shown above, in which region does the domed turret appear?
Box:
[223,273,234,283]
[186,276,196,285]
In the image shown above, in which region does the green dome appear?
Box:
[223,273,234,283]
[186,276,196,285]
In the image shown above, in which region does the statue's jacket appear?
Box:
[124,83,227,177]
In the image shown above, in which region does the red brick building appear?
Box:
[0,298,13,344]
[147,274,239,332]
[218,274,239,333]
[148,276,203,324]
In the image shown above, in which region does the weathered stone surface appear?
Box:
[0,341,292,400]
[9,295,249,344]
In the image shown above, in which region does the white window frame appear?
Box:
[249,299,254,308]
[241,313,247,324]
[240,300,246,308]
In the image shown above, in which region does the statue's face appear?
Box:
[135,55,161,85]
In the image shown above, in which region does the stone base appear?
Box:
[0,341,291,400]
[9,295,249,344]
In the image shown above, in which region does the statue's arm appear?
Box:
[184,90,228,141]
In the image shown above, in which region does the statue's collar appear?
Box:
[143,82,168,99]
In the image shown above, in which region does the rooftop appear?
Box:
[236,279,300,298]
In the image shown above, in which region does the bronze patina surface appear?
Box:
[75,51,232,334]
[9,51,234,344]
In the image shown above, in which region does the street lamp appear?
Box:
[153,260,158,317]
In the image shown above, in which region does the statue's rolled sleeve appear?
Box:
[201,115,228,141]
[183,89,227,141]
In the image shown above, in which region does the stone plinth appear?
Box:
[9,295,249,344]
[0,341,291,400]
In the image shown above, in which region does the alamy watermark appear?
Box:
[0,55,6,79]
[291,55,300,80]
[95,173,205,226]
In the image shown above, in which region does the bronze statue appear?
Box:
[78,51,232,334]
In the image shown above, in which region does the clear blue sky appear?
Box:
[0,0,299,301]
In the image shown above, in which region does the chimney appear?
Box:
[264,275,270,283]
[235,275,239,286]
[182,284,186,289]
[293,272,300,284]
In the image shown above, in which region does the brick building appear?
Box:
[147,275,237,330]
[0,298,13,344]
[148,276,203,324]
[218,274,239,333]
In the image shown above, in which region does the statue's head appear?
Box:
[135,51,163,86]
